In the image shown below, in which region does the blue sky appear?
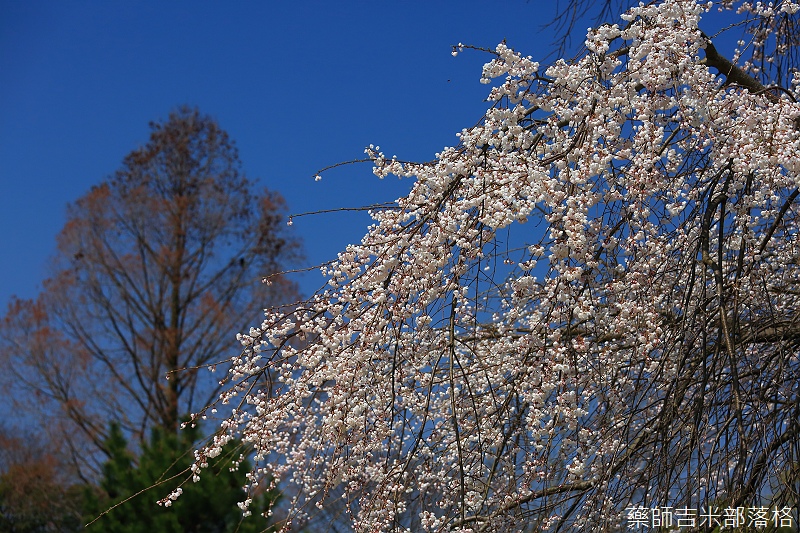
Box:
[0,1,572,306]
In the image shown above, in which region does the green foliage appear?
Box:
[83,423,276,533]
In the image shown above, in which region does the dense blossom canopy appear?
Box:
[187,1,800,530]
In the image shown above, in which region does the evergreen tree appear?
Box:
[83,423,276,533]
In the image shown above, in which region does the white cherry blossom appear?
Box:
[186,1,800,530]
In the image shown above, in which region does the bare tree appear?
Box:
[0,107,300,477]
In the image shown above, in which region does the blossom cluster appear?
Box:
[188,1,800,530]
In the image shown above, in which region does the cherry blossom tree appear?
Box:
[549,0,799,86]
[190,1,800,530]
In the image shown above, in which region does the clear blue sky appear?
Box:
[0,1,572,307]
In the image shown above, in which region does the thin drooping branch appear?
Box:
[186,2,800,530]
